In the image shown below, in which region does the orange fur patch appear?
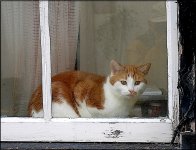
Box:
[28,71,106,116]
[110,65,147,85]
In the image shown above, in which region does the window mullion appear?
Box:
[166,1,179,128]
[39,0,52,120]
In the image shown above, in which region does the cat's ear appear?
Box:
[137,63,151,75]
[110,60,123,75]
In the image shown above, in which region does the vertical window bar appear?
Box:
[166,1,179,122]
[39,0,52,120]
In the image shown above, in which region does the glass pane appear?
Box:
[79,1,168,118]
[26,1,167,118]
[1,1,42,117]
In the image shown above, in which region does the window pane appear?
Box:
[79,1,168,118]
[1,1,42,117]
[1,1,168,118]
[25,1,167,118]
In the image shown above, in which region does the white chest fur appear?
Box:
[85,78,137,118]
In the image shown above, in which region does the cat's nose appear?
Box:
[129,90,134,93]
[129,90,136,96]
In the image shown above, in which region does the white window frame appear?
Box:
[1,1,179,142]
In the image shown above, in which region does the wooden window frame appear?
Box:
[1,1,179,142]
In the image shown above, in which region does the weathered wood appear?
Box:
[178,0,195,121]
[1,118,173,142]
[39,1,52,120]
[166,1,179,127]
[171,0,196,145]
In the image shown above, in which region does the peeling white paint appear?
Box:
[40,0,52,120]
[166,0,179,132]
[1,118,173,142]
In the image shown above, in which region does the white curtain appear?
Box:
[1,1,41,116]
[1,1,79,116]
[49,1,79,74]
[79,1,168,90]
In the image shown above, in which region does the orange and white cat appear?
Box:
[28,60,151,118]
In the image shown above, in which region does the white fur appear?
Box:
[77,77,139,118]
[31,109,44,118]
[77,101,92,118]
[52,100,79,118]
[31,97,79,118]
[32,75,146,118]
[113,76,146,97]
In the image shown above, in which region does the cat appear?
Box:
[28,60,151,118]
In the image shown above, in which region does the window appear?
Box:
[1,1,178,142]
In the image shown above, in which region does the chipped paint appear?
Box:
[104,129,123,138]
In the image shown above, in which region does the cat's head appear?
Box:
[109,60,151,98]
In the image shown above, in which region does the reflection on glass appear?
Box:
[1,1,41,117]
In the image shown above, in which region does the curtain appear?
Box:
[1,1,41,117]
[1,1,79,116]
[79,1,168,90]
[49,1,79,74]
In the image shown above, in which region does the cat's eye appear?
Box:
[121,80,127,85]
[135,81,141,85]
